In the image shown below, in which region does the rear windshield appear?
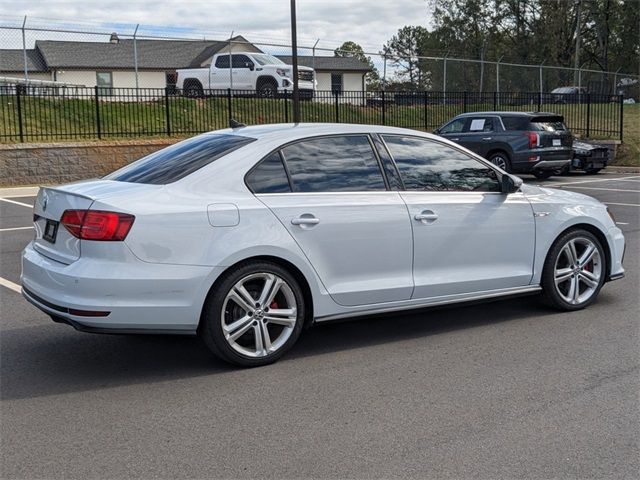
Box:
[104,134,255,184]
[529,117,566,132]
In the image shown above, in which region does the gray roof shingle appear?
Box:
[0,49,47,72]
[276,55,371,72]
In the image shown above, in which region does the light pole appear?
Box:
[573,0,582,85]
[290,0,300,123]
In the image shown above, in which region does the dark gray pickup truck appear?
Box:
[435,112,573,179]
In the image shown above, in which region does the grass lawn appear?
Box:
[1,94,637,166]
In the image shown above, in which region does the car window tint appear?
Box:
[529,117,567,131]
[371,135,404,190]
[105,134,255,185]
[246,152,291,193]
[501,117,528,130]
[232,54,252,69]
[439,118,466,134]
[282,136,386,192]
[382,135,501,192]
[215,55,230,68]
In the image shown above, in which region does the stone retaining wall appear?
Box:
[0,139,178,187]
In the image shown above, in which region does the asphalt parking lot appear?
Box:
[1,173,638,479]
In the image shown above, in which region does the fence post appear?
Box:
[334,91,339,123]
[585,93,591,138]
[619,95,624,142]
[381,90,386,126]
[284,91,289,123]
[463,91,468,113]
[94,86,101,140]
[424,91,428,131]
[537,91,542,111]
[493,91,497,110]
[15,86,24,143]
[227,88,232,125]
[165,87,171,136]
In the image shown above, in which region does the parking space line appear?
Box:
[550,175,640,187]
[0,194,38,199]
[604,202,640,207]
[0,226,33,232]
[0,276,21,294]
[0,198,33,208]
[561,186,640,193]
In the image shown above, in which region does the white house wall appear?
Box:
[54,70,167,88]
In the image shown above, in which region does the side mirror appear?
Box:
[501,174,521,194]
[247,62,255,71]
[433,128,440,135]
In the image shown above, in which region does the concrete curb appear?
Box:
[606,166,640,173]
[0,186,40,197]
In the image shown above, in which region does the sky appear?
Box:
[0,0,431,55]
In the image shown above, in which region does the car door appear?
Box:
[211,55,229,90]
[251,135,414,307]
[231,54,255,90]
[437,117,468,145]
[463,116,498,157]
[380,134,535,299]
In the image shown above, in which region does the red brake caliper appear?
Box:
[270,301,278,309]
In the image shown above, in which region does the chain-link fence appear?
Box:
[0,16,635,142]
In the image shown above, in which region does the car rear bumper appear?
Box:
[21,241,219,333]
[532,159,572,170]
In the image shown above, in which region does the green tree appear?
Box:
[381,26,431,89]
[334,41,381,89]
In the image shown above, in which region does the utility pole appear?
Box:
[21,16,28,82]
[573,0,582,85]
[290,0,300,123]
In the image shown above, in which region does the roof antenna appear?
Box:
[229,119,246,129]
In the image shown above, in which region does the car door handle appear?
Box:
[291,216,320,226]
[450,137,460,141]
[482,137,492,140]
[414,211,438,223]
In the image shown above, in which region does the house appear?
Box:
[0,36,372,96]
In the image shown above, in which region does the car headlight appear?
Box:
[276,69,290,77]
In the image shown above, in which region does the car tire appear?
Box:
[540,229,606,311]
[488,152,512,173]
[184,81,203,98]
[258,81,278,98]
[200,261,306,367]
[533,170,554,180]
[585,168,602,175]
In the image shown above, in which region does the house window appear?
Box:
[96,72,113,96]
[331,73,343,94]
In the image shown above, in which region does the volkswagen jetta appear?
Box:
[21,124,625,366]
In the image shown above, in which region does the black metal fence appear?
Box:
[0,87,624,143]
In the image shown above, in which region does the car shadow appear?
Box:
[1,295,555,401]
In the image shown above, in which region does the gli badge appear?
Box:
[42,192,48,212]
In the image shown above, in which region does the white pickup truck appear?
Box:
[176,52,316,98]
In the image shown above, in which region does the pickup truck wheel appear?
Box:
[184,82,203,98]
[488,152,512,173]
[258,81,277,98]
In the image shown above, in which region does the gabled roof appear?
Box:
[276,55,371,72]
[31,35,255,70]
[0,49,47,72]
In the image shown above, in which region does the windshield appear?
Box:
[530,117,567,132]
[552,87,574,94]
[252,54,286,66]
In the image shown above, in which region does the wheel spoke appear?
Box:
[229,287,256,314]
[578,243,596,266]
[579,270,599,288]
[565,275,578,303]
[253,323,264,355]
[555,267,573,284]
[224,315,254,341]
[566,240,579,265]
[258,274,282,307]
[259,321,272,352]
[265,308,296,327]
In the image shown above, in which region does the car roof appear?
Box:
[206,123,431,142]
[455,111,560,118]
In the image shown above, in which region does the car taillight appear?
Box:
[526,131,540,149]
[60,210,135,241]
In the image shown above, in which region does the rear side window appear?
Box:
[246,152,291,193]
[105,134,255,184]
[282,135,386,192]
[215,55,230,68]
[501,117,528,131]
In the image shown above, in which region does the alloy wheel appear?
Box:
[553,237,602,305]
[221,272,297,358]
[490,155,508,170]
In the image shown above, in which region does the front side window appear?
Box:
[105,134,255,184]
[382,135,501,192]
[331,73,343,94]
[96,72,113,96]
[232,54,253,69]
[282,135,386,193]
[215,55,230,68]
[246,152,291,193]
[439,118,466,134]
